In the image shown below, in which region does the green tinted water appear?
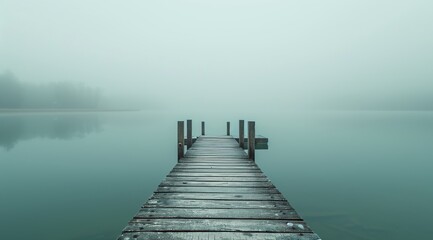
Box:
[0,111,432,239]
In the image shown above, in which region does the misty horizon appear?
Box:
[1,1,433,112]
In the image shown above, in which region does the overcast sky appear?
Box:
[1,0,432,111]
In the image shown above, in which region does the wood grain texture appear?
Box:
[134,208,301,220]
[124,219,312,233]
[143,199,292,209]
[155,186,280,194]
[151,192,287,201]
[159,181,274,188]
[118,232,320,240]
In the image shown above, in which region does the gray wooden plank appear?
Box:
[189,146,241,149]
[174,165,259,169]
[171,168,262,173]
[178,161,253,165]
[188,151,243,153]
[173,165,260,169]
[164,176,270,182]
[143,199,292,209]
[181,157,250,160]
[182,155,248,157]
[156,186,279,194]
[119,232,320,240]
[181,157,249,159]
[185,155,248,158]
[185,155,248,160]
[123,219,312,233]
[152,193,286,201]
[168,172,265,177]
[187,147,244,150]
[189,147,241,150]
[134,208,301,220]
[198,136,234,138]
[186,151,246,154]
[179,160,251,163]
[180,158,250,162]
[171,168,261,172]
[176,163,257,167]
[160,181,274,188]
[187,149,245,152]
[185,154,247,157]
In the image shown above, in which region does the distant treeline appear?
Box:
[0,71,101,108]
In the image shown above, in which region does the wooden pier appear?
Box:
[117,121,321,240]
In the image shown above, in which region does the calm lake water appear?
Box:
[0,111,432,240]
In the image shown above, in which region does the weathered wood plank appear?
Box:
[164,176,270,182]
[181,156,249,160]
[197,136,234,139]
[186,149,246,153]
[189,147,241,149]
[160,181,274,188]
[180,157,249,160]
[189,146,241,149]
[143,199,292,209]
[123,219,312,233]
[134,208,301,220]
[178,161,253,165]
[118,232,320,240]
[173,166,259,170]
[187,148,245,151]
[192,140,239,144]
[171,168,262,173]
[151,193,287,201]
[156,186,279,194]
[185,155,248,159]
[168,172,265,177]
[185,154,248,158]
[179,159,250,163]
[174,164,258,168]
[185,154,247,157]
[190,143,240,146]
[174,165,259,169]
[186,148,245,151]
[172,166,262,173]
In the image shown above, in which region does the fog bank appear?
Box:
[1,1,432,112]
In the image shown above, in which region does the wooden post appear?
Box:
[248,121,255,161]
[239,120,244,149]
[201,121,205,135]
[187,119,192,149]
[227,122,230,136]
[177,121,184,161]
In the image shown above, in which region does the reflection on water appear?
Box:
[0,113,101,150]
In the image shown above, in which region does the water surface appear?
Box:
[0,111,432,240]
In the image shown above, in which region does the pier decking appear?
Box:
[117,121,320,240]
